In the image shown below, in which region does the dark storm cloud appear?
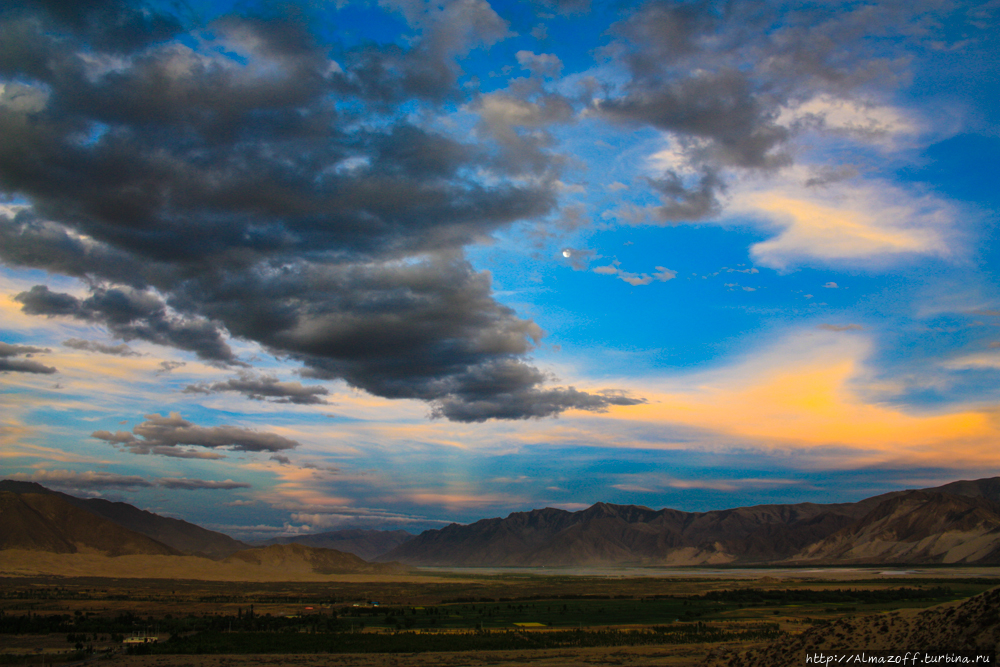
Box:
[16,286,239,365]
[597,69,791,171]
[0,341,57,374]
[433,378,647,423]
[185,371,329,405]
[0,0,639,420]
[4,0,183,54]
[63,338,140,357]
[92,412,299,457]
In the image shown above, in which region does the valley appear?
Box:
[3,478,1000,664]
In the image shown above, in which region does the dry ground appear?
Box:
[99,643,750,666]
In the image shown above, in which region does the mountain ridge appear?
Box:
[5,477,1000,569]
[380,478,1000,566]
[0,480,248,558]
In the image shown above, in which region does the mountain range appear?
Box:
[0,481,405,577]
[379,477,1000,566]
[3,477,1000,570]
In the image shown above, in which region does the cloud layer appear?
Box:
[0,0,640,420]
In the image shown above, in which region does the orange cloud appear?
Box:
[597,330,1000,468]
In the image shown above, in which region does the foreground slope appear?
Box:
[0,480,247,558]
[701,586,1000,666]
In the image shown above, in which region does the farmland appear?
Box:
[1,569,996,665]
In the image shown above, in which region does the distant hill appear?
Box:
[263,529,413,560]
[380,477,1000,567]
[0,491,181,557]
[0,480,248,558]
[225,543,407,575]
[701,585,1000,666]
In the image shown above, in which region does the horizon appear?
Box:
[4,473,996,542]
[2,0,999,542]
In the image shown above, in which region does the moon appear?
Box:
[562,249,571,258]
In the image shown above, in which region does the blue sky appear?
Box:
[1,0,999,539]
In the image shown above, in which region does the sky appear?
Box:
[1,0,999,540]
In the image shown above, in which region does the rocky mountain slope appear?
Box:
[381,477,1000,567]
[0,480,247,558]
[701,585,1000,666]
[0,491,181,557]
[791,490,1000,564]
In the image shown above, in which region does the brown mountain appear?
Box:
[263,529,413,560]
[0,491,181,557]
[380,477,1000,567]
[791,490,1000,564]
[701,585,1000,666]
[224,543,407,575]
[379,499,887,566]
[0,480,248,558]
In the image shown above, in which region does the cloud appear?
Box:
[91,412,300,457]
[641,169,725,223]
[430,372,645,423]
[16,286,240,365]
[593,0,941,236]
[0,4,637,422]
[8,469,153,490]
[732,178,954,269]
[560,247,596,270]
[592,260,676,287]
[818,324,863,332]
[185,371,329,405]
[941,351,1000,371]
[9,469,252,491]
[0,341,57,374]
[778,95,920,146]
[602,330,1000,468]
[516,50,563,78]
[156,477,252,490]
[804,165,859,188]
[63,338,140,357]
[157,361,185,373]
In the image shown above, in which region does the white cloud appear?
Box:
[730,174,956,269]
[777,95,922,147]
[942,351,1000,370]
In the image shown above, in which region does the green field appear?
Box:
[1,574,996,661]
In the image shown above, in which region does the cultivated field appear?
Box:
[2,567,998,666]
